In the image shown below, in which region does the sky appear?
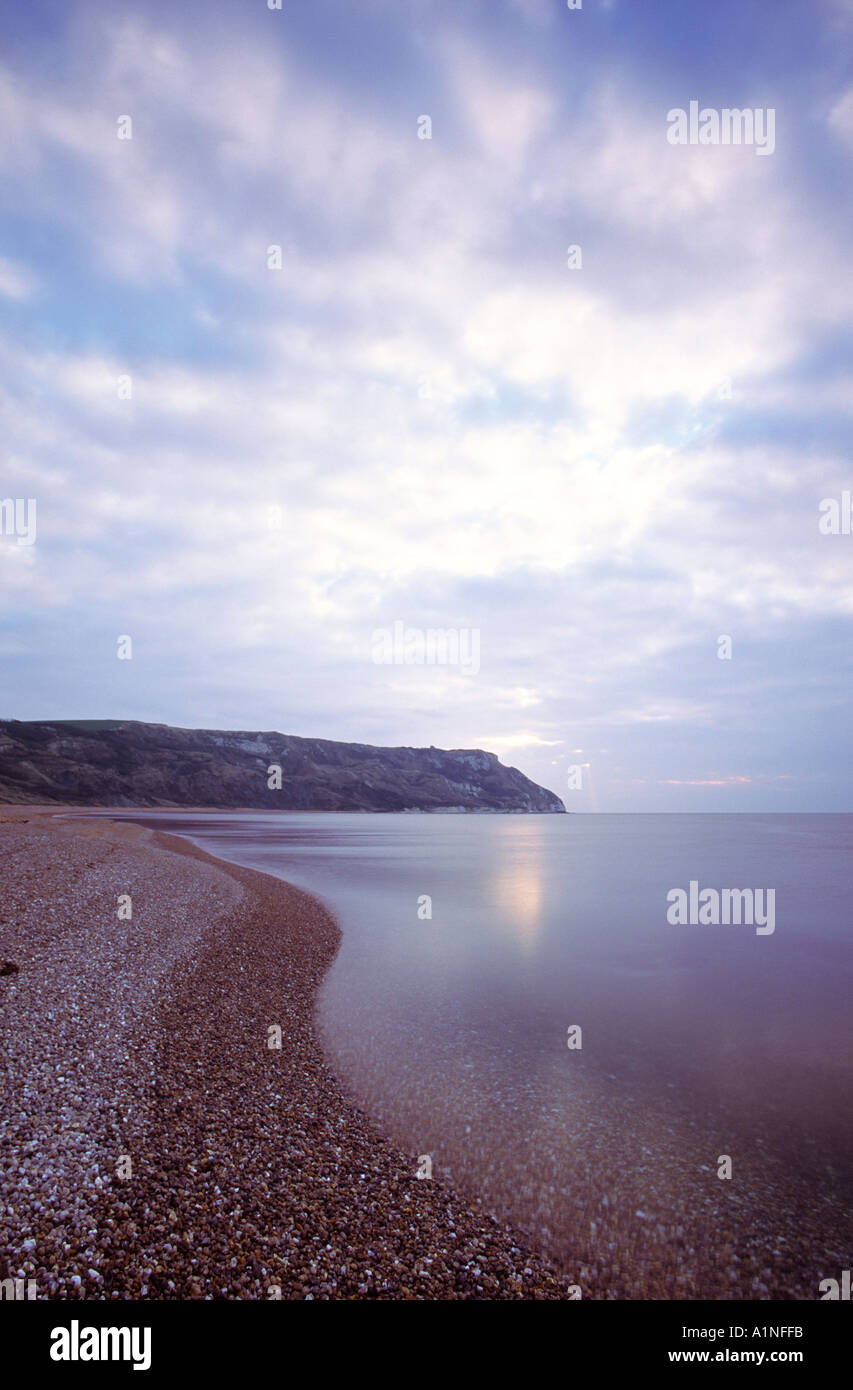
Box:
[0,0,852,811]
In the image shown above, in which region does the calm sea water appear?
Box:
[118,811,853,1298]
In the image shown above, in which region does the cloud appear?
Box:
[1,2,851,809]
[828,86,853,144]
[661,776,752,787]
[506,0,557,27]
[478,732,564,752]
[0,255,36,299]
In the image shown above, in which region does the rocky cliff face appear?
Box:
[0,720,566,813]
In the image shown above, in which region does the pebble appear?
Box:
[0,815,574,1300]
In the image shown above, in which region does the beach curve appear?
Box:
[0,809,575,1300]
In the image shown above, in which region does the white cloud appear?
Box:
[478,731,564,751]
[0,255,36,299]
[828,86,853,144]
[1,7,851,807]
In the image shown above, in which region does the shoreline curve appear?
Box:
[0,808,575,1300]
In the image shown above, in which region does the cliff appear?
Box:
[0,720,566,813]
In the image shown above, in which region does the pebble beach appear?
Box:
[0,811,574,1300]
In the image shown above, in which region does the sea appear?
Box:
[115,810,853,1299]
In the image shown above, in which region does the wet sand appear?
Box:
[0,810,574,1300]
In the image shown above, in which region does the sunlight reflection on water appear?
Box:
[117,811,853,1298]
